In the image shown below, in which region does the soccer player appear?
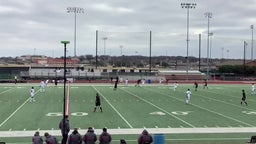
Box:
[125,78,129,87]
[203,80,208,89]
[113,77,119,90]
[186,89,191,104]
[99,128,112,144]
[241,89,248,106]
[119,77,123,85]
[40,80,45,92]
[251,83,255,95]
[14,75,17,84]
[135,79,141,87]
[173,82,179,92]
[30,87,35,102]
[194,82,198,91]
[45,79,49,87]
[94,93,102,112]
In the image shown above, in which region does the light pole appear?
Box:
[244,41,248,77]
[227,49,229,58]
[251,25,254,60]
[102,37,108,55]
[180,3,196,81]
[205,12,212,80]
[67,7,85,57]
[221,47,224,59]
[60,40,69,141]
[120,45,123,67]
[209,32,213,60]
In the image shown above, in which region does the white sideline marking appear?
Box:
[1,127,256,137]
[0,89,40,128]
[92,86,133,128]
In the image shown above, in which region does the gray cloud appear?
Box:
[0,0,256,59]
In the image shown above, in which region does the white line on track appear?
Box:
[92,86,133,128]
[0,89,40,128]
[121,89,195,128]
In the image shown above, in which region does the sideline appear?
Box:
[1,127,256,137]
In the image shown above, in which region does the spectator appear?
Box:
[137,129,153,144]
[44,132,58,144]
[99,127,112,144]
[83,127,97,144]
[32,131,43,144]
[68,128,82,144]
[59,115,70,144]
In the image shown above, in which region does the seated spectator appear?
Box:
[83,127,97,144]
[44,132,58,144]
[99,127,112,144]
[137,129,153,144]
[32,131,43,144]
[68,128,82,144]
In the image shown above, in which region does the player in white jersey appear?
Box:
[30,87,35,102]
[251,83,255,95]
[173,82,179,92]
[186,89,191,104]
[125,78,129,87]
[119,77,123,85]
[40,80,45,92]
[45,79,49,87]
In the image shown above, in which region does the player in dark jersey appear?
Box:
[135,79,141,87]
[203,80,208,89]
[241,89,248,106]
[94,93,102,112]
[194,82,198,91]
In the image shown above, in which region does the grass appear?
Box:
[0,83,255,143]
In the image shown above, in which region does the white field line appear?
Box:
[147,88,255,127]
[192,91,256,111]
[206,89,256,102]
[1,127,256,137]
[0,89,40,128]
[92,86,133,128]
[121,88,195,128]
[0,87,16,95]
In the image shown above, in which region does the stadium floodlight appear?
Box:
[205,12,212,80]
[180,2,196,81]
[60,40,69,138]
[67,7,85,57]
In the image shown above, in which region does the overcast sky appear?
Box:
[1,0,256,59]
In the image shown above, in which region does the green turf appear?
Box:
[0,83,255,143]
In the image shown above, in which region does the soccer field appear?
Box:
[0,83,256,144]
